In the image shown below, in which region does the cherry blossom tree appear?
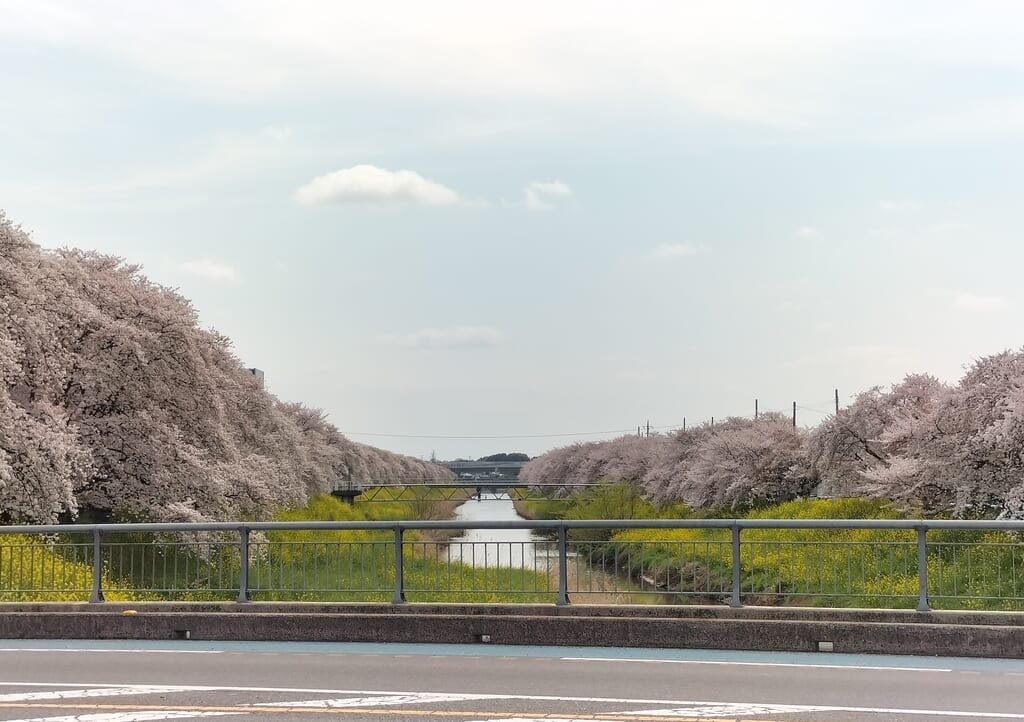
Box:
[0,215,91,522]
[0,212,448,523]
[519,435,662,493]
[11,207,1024,521]
[515,352,1024,518]
[808,374,950,500]
[640,427,708,502]
[679,414,813,509]
[862,356,1024,517]
[522,416,813,512]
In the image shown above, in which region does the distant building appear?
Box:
[247,368,265,388]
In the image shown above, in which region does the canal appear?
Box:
[446,493,542,569]
[441,494,634,602]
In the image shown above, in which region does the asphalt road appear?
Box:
[0,640,1022,721]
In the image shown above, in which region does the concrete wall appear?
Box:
[1,603,1021,658]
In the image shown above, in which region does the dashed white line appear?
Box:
[561,657,954,672]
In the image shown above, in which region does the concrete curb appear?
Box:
[0,604,1021,658]
[3,602,1024,624]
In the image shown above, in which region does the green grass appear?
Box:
[0,533,152,602]
[257,494,553,602]
[4,492,1022,609]
[1,493,553,604]
[605,498,1024,610]
[518,487,1024,610]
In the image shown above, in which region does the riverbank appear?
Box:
[509,496,659,603]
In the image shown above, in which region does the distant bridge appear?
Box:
[440,460,528,479]
[329,480,597,503]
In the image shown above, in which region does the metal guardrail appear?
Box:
[1,519,1022,610]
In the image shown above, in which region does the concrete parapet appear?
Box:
[0,603,1021,658]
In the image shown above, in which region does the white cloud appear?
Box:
[383,326,502,349]
[3,128,305,210]
[295,165,461,206]
[795,225,820,240]
[908,98,1024,142]
[879,199,920,212]
[178,259,239,282]
[954,292,1005,312]
[0,3,840,125]
[930,221,971,236]
[789,344,921,375]
[8,3,1024,135]
[650,243,697,259]
[260,125,293,140]
[524,180,572,211]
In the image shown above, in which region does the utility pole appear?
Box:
[835,388,840,414]
[683,417,686,431]
[755,398,759,420]
[792,401,797,428]
[646,420,650,437]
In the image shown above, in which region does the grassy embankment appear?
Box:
[5,484,1020,609]
[0,489,553,603]
[516,484,1024,610]
[0,534,152,602]
[258,492,553,603]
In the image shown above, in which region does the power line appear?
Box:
[797,404,833,416]
[343,391,846,441]
[343,422,690,440]
[344,428,636,440]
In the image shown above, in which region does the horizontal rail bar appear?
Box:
[4,518,1024,535]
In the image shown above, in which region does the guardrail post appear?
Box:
[89,529,104,604]
[730,525,742,608]
[556,524,570,606]
[237,527,251,603]
[916,526,931,612]
[392,526,406,605]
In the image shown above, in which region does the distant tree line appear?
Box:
[521,360,1024,519]
[477,453,530,462]
[0,212,449,524]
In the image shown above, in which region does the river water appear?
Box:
[446,494,542,569]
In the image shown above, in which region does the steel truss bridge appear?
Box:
[329,481,602,503]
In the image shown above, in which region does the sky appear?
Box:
[3,1,1024,462]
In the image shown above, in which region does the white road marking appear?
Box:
[0,688,193,702]
[625,702,831,717]
[626,704,1024,719]
[1,682,1022,719]
[258,692,502,708]
[5,713,236,722]
[0,649,222,654]
[561,657,954,672]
